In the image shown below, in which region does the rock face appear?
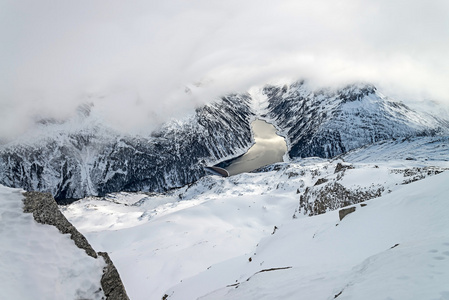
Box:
[297,163,448,217]
[1,94,253,201]
[1,81,448,200]
[339,206,356,221]
[98,252,130,300]
[262,81,449,159]
[22,191,130,300]
[299,181,383,216]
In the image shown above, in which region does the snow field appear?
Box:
[167,171,449,299]
[62,153,449,299]
[73,191,298,299]
[0,186,105,300]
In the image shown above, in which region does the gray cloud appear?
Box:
[1,0,449,138]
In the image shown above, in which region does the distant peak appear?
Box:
[338,82,377,101]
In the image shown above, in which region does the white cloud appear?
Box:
[1,0,448,138]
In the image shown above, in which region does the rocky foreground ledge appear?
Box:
[22,191,130,300]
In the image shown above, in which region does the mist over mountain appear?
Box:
[0,81,447,201]
[2,0,449,139]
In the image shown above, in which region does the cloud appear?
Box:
[1,0,448,138]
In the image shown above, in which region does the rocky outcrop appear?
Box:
[297,163,448,217]
[339,206,356,221]
[299,182,383,216]
[98,252,130,300]
[22,191,130,300]
[334,162,354,174]
[314,178,329,186]
[391,167,446,185]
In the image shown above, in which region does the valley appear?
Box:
[1,81,449,300]
[1,81,446,201]
[59,137,449,299]
[3,2,449,299]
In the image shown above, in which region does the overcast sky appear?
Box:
[1,0,449,138]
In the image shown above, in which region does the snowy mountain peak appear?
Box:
[262,80,449,159]
[336,82,377,103]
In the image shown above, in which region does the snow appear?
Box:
[341,136,449,167]
[60,139,449,300]
[248,86,270,118]
[2,81,448,299]
[0,136,444,299]
[166,171,449,300]
[0,185,105,300]
[64,187,298,299]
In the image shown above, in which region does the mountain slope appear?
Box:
[263,81,449,158]
[1,81,448,200]
[0,94,254,200]
[60,135,449,300]
[166,171,449,300]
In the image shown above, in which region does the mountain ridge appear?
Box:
[0,81,448,200]
[262,81,449,158]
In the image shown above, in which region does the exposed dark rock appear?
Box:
[98,252,130,300]
[334,290,343,298]
[339,207,356,221]
[256,266,292,274]
[390,243,400,249]
[334,162,354,174]
[299,165,446,217]
[228,266,293,289]
[393,167,446,185]
[299,182,383,216]
[314,178,328,186]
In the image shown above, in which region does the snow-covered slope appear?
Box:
[0,94,254,200]
[340,135,449,163]
[167,171,449,300]
[60,136,449,300]
[0,185,105,299]
[263,81,449,158]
